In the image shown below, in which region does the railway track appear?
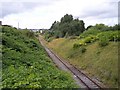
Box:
[49,48,102,89]
[39,37,103,89]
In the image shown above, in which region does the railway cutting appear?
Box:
[39,36,104,89]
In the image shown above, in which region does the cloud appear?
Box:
[0,0,59,17]
[1,2,37,17]
[75,1,118,19]
[1,0,119,29]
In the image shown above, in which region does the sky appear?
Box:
[0,0,119,29]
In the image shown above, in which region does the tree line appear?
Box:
[44,14,120,41]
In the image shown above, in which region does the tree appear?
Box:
[91,24,120,31]
[86,25,93,30]
[95,24,106,30]
[69,19,85,36]
[49,14,85,38]
[50,21,57,30]
[112,24,120,30]
[60,14,73,23]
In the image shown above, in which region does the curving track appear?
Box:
[39,37,104,89]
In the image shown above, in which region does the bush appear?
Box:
[83,35,97,43]
[78,35,97,46]
[78,30,120,47]
[97,31,120,46]
[97,31,120,42]
[26,30,35,38]
[109,31,120,41]
[99,36,109,47]
[73,43,80,49]
[79,40,86,46]
[80,47,86,53]
[79,29,100,38]
[99,40,109,47]
[84,37,91,43]
[73,43,86,53]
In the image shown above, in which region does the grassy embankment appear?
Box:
[1,26,78,88]
[43,30,119,88]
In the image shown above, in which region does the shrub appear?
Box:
[73,43,80,49]
[108,31,120,41]
[97,31,120,42]
[81,35,97,45]
[26,30,35,38]
[99,36,109,47]
[79,30,120,47]
[84,37,91,43]
[79,40,86,46]
[80,47,86,53]
[79,29,100,38]
[73,43,86,52]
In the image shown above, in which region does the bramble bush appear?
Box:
[74,35,98,47]
[97,31,120,42]
[73,30,120,48]
[79,40,86,46]
[79,29,100,38]
[98,36,109,47]
[97,31,120,47]
[83,35,98,43]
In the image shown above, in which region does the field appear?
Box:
[1,26,77,88]
[44,30,119,88]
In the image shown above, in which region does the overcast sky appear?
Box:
[0,0,119,29]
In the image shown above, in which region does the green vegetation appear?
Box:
[44,14,120,43]
[44,26,119,87]
[1,26,77,88]
[42,14,119,87]
[44,14,85,40]
[76,30,120,47]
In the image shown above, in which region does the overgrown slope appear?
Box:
[45,29,119,88]
[1,26,77,88]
